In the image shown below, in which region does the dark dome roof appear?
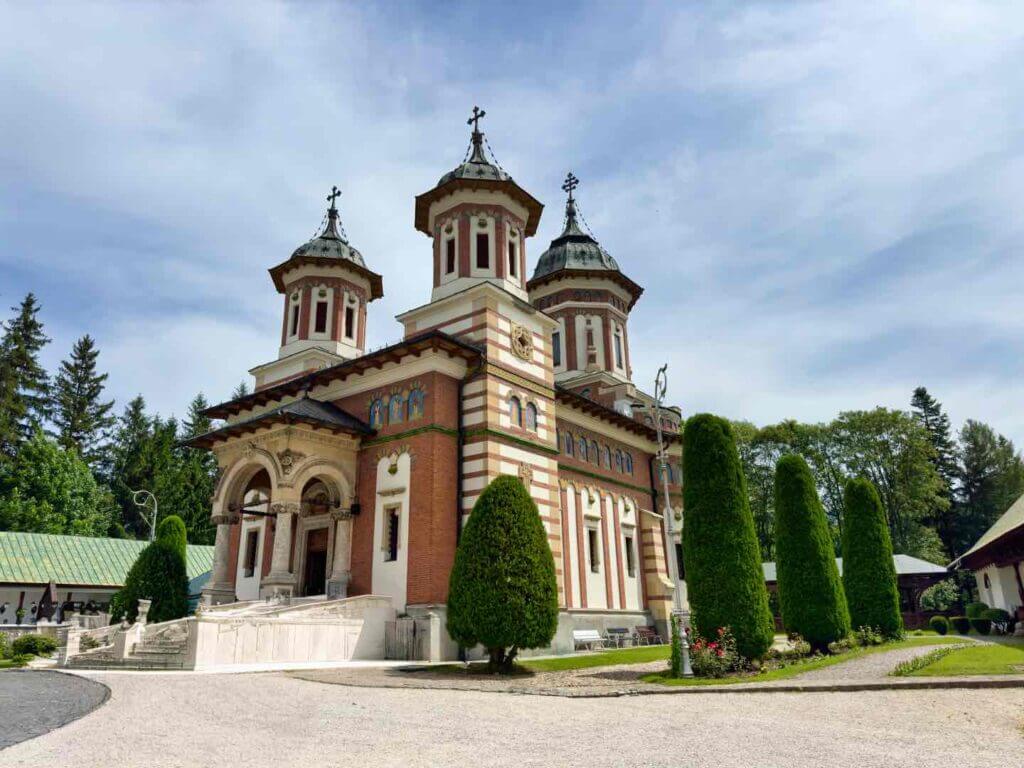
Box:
[532,203,620,279]
[291,209,365,268]
[437,129,510,186]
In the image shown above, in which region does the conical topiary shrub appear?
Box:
[682,414,774,660]
[842,478,902,637]
[774,454,850,650]
[110,514,190,625]
[447,475,559,673]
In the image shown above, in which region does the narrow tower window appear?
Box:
[289,303,300,337]
[314,300,328,334]
[509,396,522,427]
[588,528,601,573]
[624,535,635,577]
[552,330,561,367]
[614,326,624,368]
[476,233,490,269]
[344,305,355,340]
[446,238,456,274]
[508,240,517,277]
[384,506,400,562]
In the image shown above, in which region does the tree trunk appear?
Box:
[487,647,505,674]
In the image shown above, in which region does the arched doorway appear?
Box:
[235,469,271,601]
[296,478,335,597]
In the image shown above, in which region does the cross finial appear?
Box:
[467,106,486,134]
[562,171,579,203]
[326,185,341,212]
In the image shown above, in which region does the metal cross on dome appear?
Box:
[327,185,341,211]
[467,106,486,133]
[562,171,579,203]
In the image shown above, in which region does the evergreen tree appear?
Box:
[773,454,850,650]
[107,396,153,537]
[0,294,50,457]
[110,514,190,624]
[447,475,558,673]
[177,394,217,545]
[682,414,774,660]
[956,420,1024,555]
[52,335,115,467]
[842,477,902,637]
[911,387,958,552]
[231,381,250,399]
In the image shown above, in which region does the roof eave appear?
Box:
[414,177,544,237]
[268,256,384,300]
[526,268,644,310]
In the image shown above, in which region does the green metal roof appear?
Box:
[0,531,214,588]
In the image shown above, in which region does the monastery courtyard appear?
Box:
[3,664,1022,768]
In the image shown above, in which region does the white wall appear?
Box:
[975,563,1022,613]
[371,453,411,612]
[582,491,608,609]
[235,518,267,602]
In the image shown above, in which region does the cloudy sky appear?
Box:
[2,1,1022,446]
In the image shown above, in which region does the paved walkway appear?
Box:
[3,670,1022,767]
[0,670,109,749]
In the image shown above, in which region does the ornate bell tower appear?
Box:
[251,187,384,391]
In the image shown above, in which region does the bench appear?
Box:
[573,629,604,651]
[633,626,663,645]
[604,628,632,648]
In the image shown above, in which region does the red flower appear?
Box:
[716,649,724,657]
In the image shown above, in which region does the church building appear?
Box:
[189,111,685,657]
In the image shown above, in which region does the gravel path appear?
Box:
[0,670,109,749]
[3,671,1022,767]
[758,642,964,684]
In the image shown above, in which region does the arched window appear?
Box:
[408,389,425,420]
[524,402,537,431]
[389,395,405,424]
[564,432,574,456]
[615,450,623,472]
[590,440,600,464]
[578,437,589,461]
[369,399,385,428]
[509,396,522,427]
[602,445,611,469]
[624,453,633,474]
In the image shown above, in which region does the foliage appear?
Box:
[669,614,682,678]
[79,635,101,651]
[854,625,884,647]
[11,634,58,657]
[0,429,112,536]
[910,387,959,553]
[446,475,558,673]
[951,616,971,634]
[682,414,774,660]
[773,454,850,650]
[890,645,959,676]
[929,615,949,635]
[955,421,1024,557]
[965,601,989,619]
[918,579,961,612]
[969,617,992,635]
[842,478,903,638]
[981,608,1013,633]
[157,515,188,561]
[111,517,190,624]
[0,294,50,458]
[51,334,115,467]
[689,627,740,678]
[232,381,250,399]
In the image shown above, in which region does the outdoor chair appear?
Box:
[572,629,604,651]
[633,625,663,645]
[603,627,632,648]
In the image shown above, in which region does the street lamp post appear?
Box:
[131,489,159,542]
[652,364,692,676]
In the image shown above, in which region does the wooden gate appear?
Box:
[384,617,419,660]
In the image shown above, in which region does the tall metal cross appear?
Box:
[327,185,341,210]
[562,172,579,203]
[467,106,486,133]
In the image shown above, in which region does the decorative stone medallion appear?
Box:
[510,324,534,361]
[277,449,305,475]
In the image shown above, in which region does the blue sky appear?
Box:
[2,1,1022,446]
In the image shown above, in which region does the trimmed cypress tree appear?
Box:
[447,475,558,673]
[773,454,850,650]
[110,514,190,625]
[682,414,774,660]
[842,477,902,637]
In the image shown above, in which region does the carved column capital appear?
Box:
[330,509,353,522]
[270,502,301,516]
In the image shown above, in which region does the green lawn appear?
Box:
[0,659,26,670]
[522,644,671,672]
[643,636,964,687]
[909,638,1024,676]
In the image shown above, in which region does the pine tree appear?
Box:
[110,514,190,624]
[842,477,902,637]
[52,335,115,467]
[177,394,217,545]
[108,396,153,537]
[773,454,850,650]
[682,414,775,660]
[911,387,958,552]
[232,381,250,399]
[956,420,1024,556]
[0,294,50,456]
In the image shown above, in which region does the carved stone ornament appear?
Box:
[277,449,305,475]
[518,463,534,486]
[270,502,301,516]
[242,442,256,459]
[510,323,534,361]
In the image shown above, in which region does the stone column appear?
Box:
[261,501,299,599]
[202,513,238,606]
[327,508,353,599]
